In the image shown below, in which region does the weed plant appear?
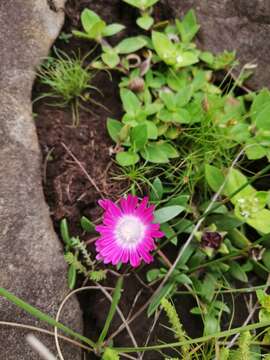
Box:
[37,50,98,126]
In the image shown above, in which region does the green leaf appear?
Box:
[81,9,100,33]
[262,249,270,270]
[255,103,270,131]
[206,214,244,231]
[200,51,214,64]
[160,223,178,245]
[102,348,119,360]
[158,142,179,158]
[154,205,185,224]
[122,0,159,10]
[204,313,220,336]
[72,30,93,40]
[90,20,107,40]
[145,120,158,139]
[247,209,270,234]
[102,52,120,68]
[223,169,256,203]
[122,0,143,9]
[167,195,189,208]
[141,143,169,163]
[116,36,147,54]
[245,142,267,160]
[175,86,193,107]
[205,164,224,192]
[60,218,70,245]
[107,118,123,143]
[103,24,125,37]
[228,261,248,282]
[80,216,95,232]
[176,9,200,43]
[120,88,141,116]
[146,269,161,282]
[150,177,163,201]
[174,273,192,285]
[159,91,176,111]
[116,151,139,166]
[200,273,217,302]
[68,264,77,290]
[147,282,174,317]
[131,124,148,150]
[174,50,199,68]
[152,31,176,65]
[250,88,270,123]
[136,15,154,30]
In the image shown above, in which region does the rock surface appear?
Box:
[0,1,83,359]
[165,0,270,90]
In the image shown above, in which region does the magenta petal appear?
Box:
[95,194,165,267]
[138,247,153,263]
[120,195,138,213]
[121,250,129,263]
[130,251,141,267]
[112,249,123,265]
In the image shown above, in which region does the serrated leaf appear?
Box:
[154,205,185,224]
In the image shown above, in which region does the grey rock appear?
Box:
[0,0,83,359]
[165,0,270,89]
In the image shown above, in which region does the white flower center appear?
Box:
[115,215,145,249]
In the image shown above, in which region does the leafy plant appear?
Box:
[60,218,106,289]
[37,50,99,126]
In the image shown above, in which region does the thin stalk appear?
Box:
[114,321,270,353]
[98,277,123,345]
[0,287,95,348]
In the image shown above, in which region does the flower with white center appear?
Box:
[95,195,164,267]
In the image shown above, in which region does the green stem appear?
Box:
[0,287,95,348]
[175,283,270,295]
[114,321,270,353]
[97,277,123,345]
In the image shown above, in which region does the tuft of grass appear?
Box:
[37,49,98,126]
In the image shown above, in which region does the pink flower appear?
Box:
[95,195,164,267]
